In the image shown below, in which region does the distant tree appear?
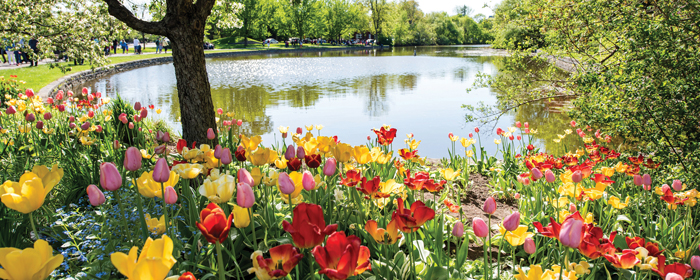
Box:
[454,5,473,17]
[236,0,259,46]
[288,0,319,40]
[366,0,388,39]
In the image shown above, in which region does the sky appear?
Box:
[415,0,502,16]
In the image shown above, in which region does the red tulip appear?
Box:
[533,217,561,240]
[153,158,171,183]
[391,198,435,233]
[474,127,480,133]
[282,203,337,249]
[178,272,197,280]
[217,108,223,115]
[604,249,640,269]
[87,185,106,206]
[57,104,65,112]
[251,244,303,279]
[653,255,693,279]
[559,212,585,248]
[124,147,142,171]
[502,212,520,232]
[176,139,188,153]
[100,162,122,191]
[164,186,178,204]
[236,120,242,126]
[312,232,371,280]
[196,203,233,244]
[372,127,398,146]
[578,225,617,259]
[235,146,247,162]
[286,158,302,171]
[483,197,496,215]
[305,154,322,168]
[473,218,488,238]
[340,170,361,187]
[128,122,134,129]
[625,236,664,257]
[55,91,64,100]
[356,176,388,200]
[524,237,536,254]
[25,113,35,122]
[296,127,303,134]
[25,88,34,97]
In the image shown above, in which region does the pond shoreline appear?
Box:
[38,45,388,99]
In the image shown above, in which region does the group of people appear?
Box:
[2,38,40,66]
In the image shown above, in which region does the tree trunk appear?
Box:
[169,27,218,145]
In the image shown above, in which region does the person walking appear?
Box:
[28,37,38,66]
[155,38,161,53]
[163,38,170,53]
[112,39,118,54]
[133,38,140,54]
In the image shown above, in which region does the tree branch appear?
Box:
[195,0,217,20]
[103,0,168,36]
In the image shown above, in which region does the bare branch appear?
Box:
[103,0,168,36]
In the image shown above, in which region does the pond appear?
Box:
[80,46,573,159]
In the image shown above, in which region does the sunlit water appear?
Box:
[81,46,573,158]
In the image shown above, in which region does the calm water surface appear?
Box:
[81,46,573,158]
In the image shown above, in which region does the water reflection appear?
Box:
[82,46,569,158]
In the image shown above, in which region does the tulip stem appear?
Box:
[135,191,150,240]
[248,207,258,250]
[496,231,506,276]
[29,212,40,240]
[160,182,170,238]
[113,188,130,240]
[482,237,489,280]
[407,232,417,280]
[215,241,226,280]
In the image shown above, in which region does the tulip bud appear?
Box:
[473,218,488,238]
[474,127,480,133]
[633,174,643,186]
[36,121,44,130]
[140,108,148,119]
[236,120,242,126]
[237,183,255,208]
[128,122,134,129]
[691,256,700,270]
[531,168,543,180]
[25,88,34,98]
[302,171,316,191]
[43,112,52,120]
[559,216,584,248]
[25,113,35,122]
[221,148,232,165]
[88,110,95,118]
[672,180,683,191]
[156,131,170,142]
[282,132,288,138]
[69,122,76,129]
[323,158,337,176]
[56,90,64,100]
[217,108,223,115]
[571,170,582,183]
[164,186,178,204]
[81,87,88,95]
[468,133,473,138]
[207,128,215,140]
[666,273,684,280]
[285,145,295,160]
[502,212,520,232]
[87,184,106,206]
[58,104,65,112]
[569,203,577,213]
[238,168,255,186]
[545,170,556,183]
[452,221,464,237]
[515,121,521,128]
[99,162,122,191]
[6,106,16,115]
[134,102,142,111]
[133,115,141,122]
[81,122,90,131]
[296,146,305,159]
[278,172,296,195]
[152,158,171,183]
[524,237,536,254]
[642,174,651,187]
[210,145,221,159]
[483,197,496,215]
[154,144,167,154]
[367,136,371,141]
[95,125,103,133]
[296,127,303,134]
[514,193,521,199]
[124,147,143,171]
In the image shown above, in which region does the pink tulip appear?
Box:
[302,171,316,191]
[515,121,521,128]
[25,113,35,122]
[642,174,651,187]
[152,158,171,183]
[452,221,464,237]
[545,170,556,183]
[570,120,577,127]
[55,91,64,100]
[323,158,337,176]
[164,186,178,204]
[220,148,232,165]
[140,108,148,119]
[468,133,473,138]
[99,162,122,191]
[514,193,521,199]
[666,273,683,280]
[524,122,529,128]
[43,112,52,120]
[238,168,255,186]
[95,125,103,133]
[81,122,90,131]
[672,180,683,191]
[154,144,167,154]
[214,145,223,159]
[531,168,543,180]
[278,172,296,195]
[524,237,536,254]
[559,215,584,248]
[47,97,54,104]
[118,113,128,124]
[691,256,700,270]
[571,170,582,183]
[633,175,643,186]
[128,122,134,129]
[237,183,255,208]
[661,184,671,193]
[472,218,488,238]
[502,212,520,232]
[69,122,76,129]
[569,203,577,213]
[236,120,242,126]
[133,115,141,122]
[86,185,106,206]
[25,89,34,97]
[483,197,496,215]
[207,128,215,140]
[217,108,223,115]
[296,146,305,159]
[81,87,88,95]
[285,145,295,160]
[134,102,142,111]
[67,90,74,97]
[124,147,142,171]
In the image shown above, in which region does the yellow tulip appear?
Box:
[0,239,64,280]
[465,150,474,158]
[198,175,235,204]
[240,134,262,152]
[601,167,615,177]
[111,235,177,280]
[439,168,461,181]
[232,204,250,228]
[1,170,60,214]
[305,125,314,131]
[302,138,318,155]
[249,147,277,166]
[331,143,353,163]
[316,136,335,154]
[251,168,262,186]
[607,196,630,209]
[370,147,382,163]
[353,146,372,165]
[144,214,166,235]
[514,264,578,280]
[171,163,203,179]
[202,149,220,170]
[156,109,162,114]
[498,225,534,246]
[494,139,502,145]
[564,129,573,135]
[278,126,289,134]
[182,148,202,161]
[274,158,288,169]
[207,168,226,181]
[135,171,180,198]
[31,165,64,191]
[376,151,393,165]
[407,139,421,150]
[567,261,591,275]
[316,125,324,130]
[263,170,279,187]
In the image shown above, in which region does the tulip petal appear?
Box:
[34,254,64,280]
[4,249,43,280]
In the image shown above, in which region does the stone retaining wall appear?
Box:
[38,46,386,99]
